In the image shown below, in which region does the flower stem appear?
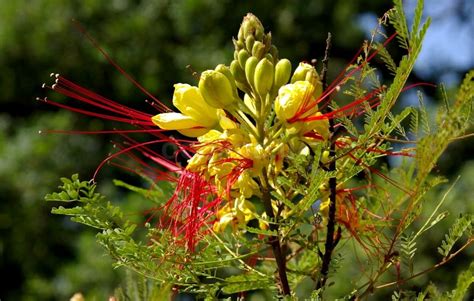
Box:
[260,171,291,295]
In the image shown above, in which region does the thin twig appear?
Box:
[375,238,474,289]
[317,32,342,290]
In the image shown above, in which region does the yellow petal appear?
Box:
[213,213,235,233]
[218,111,238,129]
[152,112,203,130]
[243,94,257,116]
[177,128,210,137]
[197,129,223,143]
[275,81,315,122]
[172,83,220,127]
[237,197,256,222]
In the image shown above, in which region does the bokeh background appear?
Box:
[0,0,472,299]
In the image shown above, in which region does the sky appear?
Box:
[358,0,474,87]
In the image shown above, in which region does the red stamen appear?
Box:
[39,96,154,126]
[93,139,181,180]
[290,33,398,122]
[71,20,171,113]
[161,170,222,251]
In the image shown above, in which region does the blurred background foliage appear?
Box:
[0,0,472,300]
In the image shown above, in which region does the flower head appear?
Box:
[152,83,224,137]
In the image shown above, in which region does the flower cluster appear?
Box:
[152,14,331,233]
[41,13,398,251]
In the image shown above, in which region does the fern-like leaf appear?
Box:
[438,214,473,257]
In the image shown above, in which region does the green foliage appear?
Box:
[46,174,129,230]
[437,214,473,257]
[221,274,272,294]
[401,261,474,300]
[401,232,417,274]
[114,271,173,301]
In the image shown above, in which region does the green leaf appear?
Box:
[221,274,272,294]
[438,214,473,257]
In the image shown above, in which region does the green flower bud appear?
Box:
[254,58,274,96]
[291,62,319,85]
[230,60,246,83]
[263,31,272,48]
[238,49,250,69]
[252,41,265,59]
[241,13,264,40]
[231,60,250,93]
[265,53,274,62]
[215,64,238,98]
[245,35,255,52]
[233,38,245,52]
[274,59,292,89]
[245,56,258,88]
[237,26,244,41]
[199,70,237,108]
[269,45,279,62]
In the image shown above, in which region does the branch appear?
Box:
[261,171,291,295]
[355,238,474,299]
[375,238,474,289]
[317,32,342,290]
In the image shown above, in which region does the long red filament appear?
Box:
[71,20,171,113]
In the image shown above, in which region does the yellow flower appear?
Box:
[275,81,329,137]
[234,171,260,198]
[239,142,266,175]
[199,69,238,108]
[291,63,323,95]
[213,197,257,233]
[275,81,315,122]
[152,84,222,137]
[213,208,236,233]
[172,84,221,127]
[236,196,257,223]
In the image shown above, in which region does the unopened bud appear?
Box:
[252,41,265,59]
[321,150,330,165]
[254,58,274,96]
[237,26,244,41]
[274,59,292,89]
[233,38,245,52]
[199,70,237,108]
[291,62,318,84]
[291,62,322,97]
[215,64,238,98]
[230,60,249,92]
[245,56,258,88]
[241,13,264,40]
[238,49,250,69]
[230,60,246,83]
[245,35,255,52]
[269,45,279,62]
